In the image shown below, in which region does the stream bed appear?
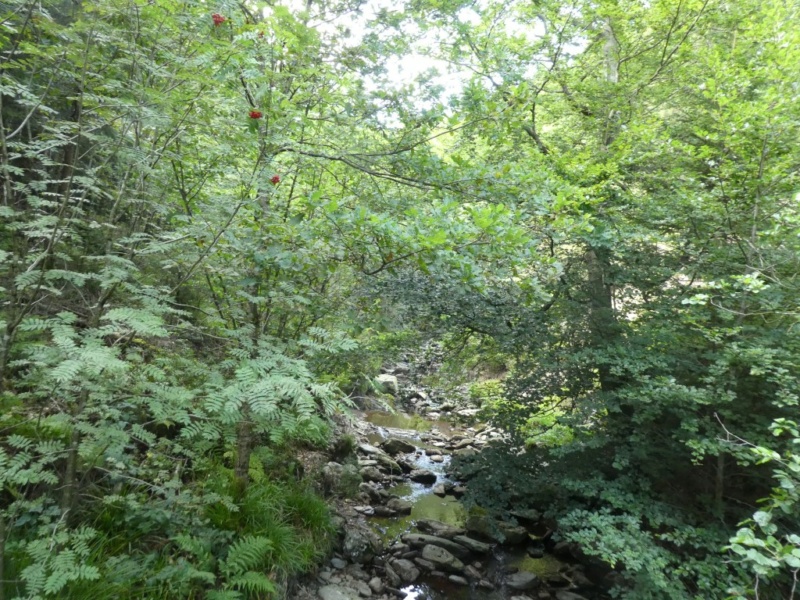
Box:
[360,411,583,600]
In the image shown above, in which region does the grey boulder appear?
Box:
[318,585,360,600]
[506,571,539,591]
[420,544,464,573]
[381,438,416,455]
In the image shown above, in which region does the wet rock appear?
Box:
[386,498,413,515]
[415,519,465,539]
[343,528,380,564]
[358,483,382,503]
[347,564,369,580]
[331,557,347,569]
[389,541,409,553]
[371,506,397,517]
[430,455,444,463]
[464,565,482,580]
[432,483,447,497]
[358,443,382,455]
[401,534,470,559]
[414,557,436,571]
[409,469,437,484]
[384,562,401,587]
[359,466,384,482]
[357,459,378,467]
[354,505,375,516]
[451,485,467,497]
[381,438,416,455]
[449,575,469,586]
[318,585,360,600]
[396,458,415,473]
[506,571,539,591]
[545,572,569,585]
[420,544,464,573]
[389,558,420,583]
[466,515,528,544]
[527,546,545,558]
[368,577,384,594]
[354,580,372,597]
[425,448,442,456]
[373,453,402,474]
[452,535,492,554]
[478,580,495,590]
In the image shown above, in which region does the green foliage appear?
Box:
[468,380,504,408]
[17,527,102,598]
[2,0,799,598]
[726,419,800,596]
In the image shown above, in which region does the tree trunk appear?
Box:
[234,414,253,494]
[714,452,725,518]
[60,426,82,518]
[586,246,620,392]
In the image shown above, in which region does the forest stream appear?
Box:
[302,407,602,600]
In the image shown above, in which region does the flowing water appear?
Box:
[362,411,574,600]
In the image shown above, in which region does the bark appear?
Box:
[61,432,80,515]
[714,452,725,518]
[234,414,253,492]
[586,247,620,392]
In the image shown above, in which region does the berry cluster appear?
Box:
[212,13,226,26]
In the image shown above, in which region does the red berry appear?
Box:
[270,175,281,185]
[249,110,263,119]
[212,13,226,26]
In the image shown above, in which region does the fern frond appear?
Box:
[222,535,272,576]
[228,571,276,594]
